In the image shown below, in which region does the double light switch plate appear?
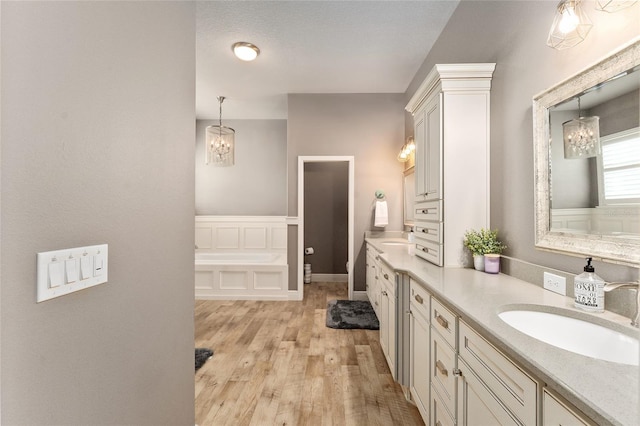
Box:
[37,244,108,302]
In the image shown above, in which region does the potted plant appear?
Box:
[463,228,507,272]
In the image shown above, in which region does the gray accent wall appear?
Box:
[405,0,640,282]
[304,162,349,275]
[196,119,287,215]
[288,94,406,291]
[1,2,195,424]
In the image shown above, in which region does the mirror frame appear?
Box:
[533,37,640,267]
[403,166,415,227]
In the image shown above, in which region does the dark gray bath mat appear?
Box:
[326,300,379,330]
[195,348,213,371]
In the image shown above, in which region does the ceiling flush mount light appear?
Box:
[563,97,601,159]
[595,0,638,12]
[232,42,260,61]
[547,0,593,50]
[397,137,416,162]
[205,96,235,166]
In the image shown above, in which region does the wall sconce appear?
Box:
[397,136,415,162]
[563,97,601,159]
[547,0,593,50]
[595,0,638,12]
[205,96,235,166]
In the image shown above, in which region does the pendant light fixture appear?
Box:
[563,97,601,159]
[595,0,638,12]
[205,96,235,166]
[547,0,593,50]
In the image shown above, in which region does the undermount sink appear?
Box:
[498,307,639,366]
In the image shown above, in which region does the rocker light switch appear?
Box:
[37,244,108,302]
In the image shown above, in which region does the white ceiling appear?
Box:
[196,1,460,119]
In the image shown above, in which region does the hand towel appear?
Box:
[374,200,388,228]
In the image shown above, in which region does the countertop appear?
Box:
[365,236,639,426]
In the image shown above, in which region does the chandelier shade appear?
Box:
[563,97,601,159]
[205,96,235,166]
[546,0,593,50]
[595,0,638,12]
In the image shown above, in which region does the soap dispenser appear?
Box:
[574,257,605,313]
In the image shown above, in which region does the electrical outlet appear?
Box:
[543,272,566,295]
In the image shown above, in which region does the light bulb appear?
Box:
[559,6,579,33]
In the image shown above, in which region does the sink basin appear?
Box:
[498,307,639,365]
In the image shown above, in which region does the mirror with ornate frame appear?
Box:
[533,37,640,267]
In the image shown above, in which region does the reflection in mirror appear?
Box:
[548,64,640,237]
[533,38,640,266]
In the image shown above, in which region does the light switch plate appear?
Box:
[37,244,108,302]
[543,272,566,296]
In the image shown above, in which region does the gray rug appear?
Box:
[326,300,379,330]
[195,348,213,371]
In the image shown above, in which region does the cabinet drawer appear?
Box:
[430,327,457,417]
[414,220,442,244]
[431,385,456,426]
[459,320,538,426]
[415,200,442,222]
[543,389,592,426]
[410,279,431,321]
[415,240,442,266]
[431,297,457,348]
[379,262,395,292]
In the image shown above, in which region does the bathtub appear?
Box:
[195,251,289,300]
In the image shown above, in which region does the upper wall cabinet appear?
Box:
[406,64,496,267]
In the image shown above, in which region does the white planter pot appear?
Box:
[473,254,485,271]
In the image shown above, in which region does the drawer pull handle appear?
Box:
[381,291,388,296]
[435,360,448,377]
[435,313,449,329]
[453,368,463,377]
[414,294,424,304]
[421,247,429,253]
[420,228,430,234]
[384,273,389,280]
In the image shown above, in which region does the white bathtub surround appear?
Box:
[195,216,288,300]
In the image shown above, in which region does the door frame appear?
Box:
[297,156,355,300]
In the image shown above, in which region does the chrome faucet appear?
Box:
[604,281,640,328]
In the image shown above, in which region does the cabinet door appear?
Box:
[424,92,442,201]
[457,360,519,426]
[387,281,396,378]
[414,111,426,200]
[410,308,430,421]
[365,252,376,306]
[379,283,389,357]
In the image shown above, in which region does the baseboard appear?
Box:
[311,273,348,283]
[352,291,368,301]
[196,293,288,301]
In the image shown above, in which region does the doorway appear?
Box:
[297,156,354,300]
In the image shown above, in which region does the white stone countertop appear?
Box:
[365,236,639,426]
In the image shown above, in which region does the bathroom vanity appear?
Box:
[364,237,638,426]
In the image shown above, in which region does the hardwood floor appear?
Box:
[195,282,424,426]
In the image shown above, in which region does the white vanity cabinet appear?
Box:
[406,63,495,267]
[379,261,397,379]
[365,244,381,316]
[409,279,431,420]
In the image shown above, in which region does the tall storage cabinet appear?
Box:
[406,64,495,267]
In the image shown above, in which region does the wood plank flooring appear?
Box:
[195,282,424,426]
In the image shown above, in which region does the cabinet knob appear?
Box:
[381,291,388,296]
[435,360,448,377]
[384,273,389,280]
[414,294,424,304]
[420,228,429,234]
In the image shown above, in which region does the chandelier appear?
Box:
[547,0,593,50]
[563,97,601,159]
[205,96,235,166]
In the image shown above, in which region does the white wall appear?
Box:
[1,2,195,424]
[196,119,287,215]
[406,0,640,281]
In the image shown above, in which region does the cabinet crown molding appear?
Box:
[405,63,496,115]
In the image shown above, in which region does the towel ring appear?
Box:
[375,190,385,200]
